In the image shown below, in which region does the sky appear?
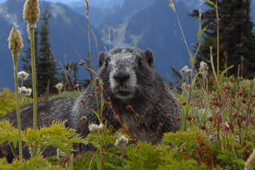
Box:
[0,0,108,4]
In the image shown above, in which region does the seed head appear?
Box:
[108,125,113,132]
[140,115,145,122]
[167,114,172,118]
[150,133,156,138]
[96,86,101,91]
[230,77,236,83]
[145,108,149,112]
[8,26,24,60]
[105,101,111,107]
[200,125,206,130]
[187,115,192,121]
[79,60,85,66]
[115,134,128,148]
[242,98,247,104]
[177,116,181,121]
[135,114,140,119]
[158,123,163,128]
[182,101,186,106]
[80,99,85,103]
[23,0,40,26]
[40,112,44,117]
[45,116,50,122]
[81,116,87,122]
[225,84,231,90]
[126,105,132,110]
[208,116,213,121]
[87,94,92,98]
[239,77,244,81]
[173,103,177,107]
[99,81,104,86]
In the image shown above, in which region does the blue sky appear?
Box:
[0,0,108,4]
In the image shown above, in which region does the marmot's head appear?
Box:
[98,47,154,102]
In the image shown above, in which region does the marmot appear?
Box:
[0,47,181,162]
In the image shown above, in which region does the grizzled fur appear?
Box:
[0,47,181,162]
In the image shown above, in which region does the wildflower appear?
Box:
[79,60,85,66]
[115,134,128,148]
[74,84,79,88]
[89,123,104,133]
[186,69,192,75]
[57,148,66,160]
[25,88,32,96]
[7,26,24,60]
[18,71,29,80]
[180,66,188,75]
[18,86,28,95]
[55,82,63,93]
[199,61,208,78]
[23,0,40,27]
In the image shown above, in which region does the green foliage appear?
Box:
[0,156,65,170]
[189,0,255,78]
[125,142,164,170]
[0,88,32,117]
[0,120,86,160]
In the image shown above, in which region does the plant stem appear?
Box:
[245,86,255,129]
[215,0,220,81]
[30,27,37,130]
[13,52,23,160]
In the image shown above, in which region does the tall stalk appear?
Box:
[30,27,37,130]
[8,26,24,160]
[215,0,220,81]
[13,53,23,160]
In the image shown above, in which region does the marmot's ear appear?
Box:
[99,52,107,68]
[144,49,154,68]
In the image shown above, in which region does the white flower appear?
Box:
[55,82,63,92]
[57,148,66,160]
[26,88,32,96]
[186,69,192,75]
[18,86,27,95]
[115,134,128,148]
[180,66,188,75]
[89,123,104,133]
[18,71,29,80]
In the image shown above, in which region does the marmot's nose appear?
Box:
[114,73,130,84]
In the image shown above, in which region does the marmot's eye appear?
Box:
[105,61,109,67]
[138,58,143,66]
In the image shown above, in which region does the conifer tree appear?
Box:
[189,0,255,78]
[38,9,58,95]
[22,9,59,96]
